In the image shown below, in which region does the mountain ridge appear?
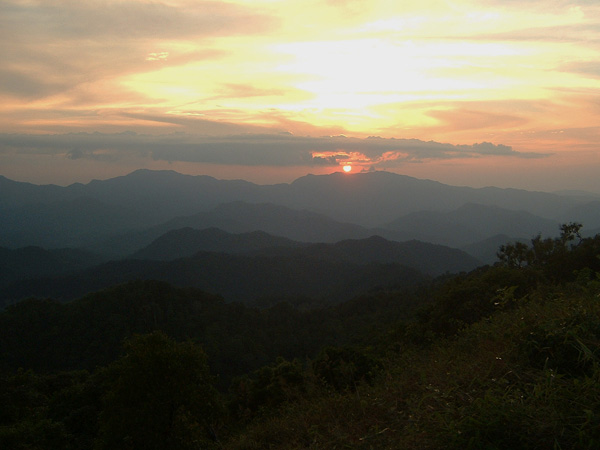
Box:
[0,233,479,307]
[1,169,594,251]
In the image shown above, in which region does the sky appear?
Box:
[1,0,600,192]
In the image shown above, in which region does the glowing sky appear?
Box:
[1,0,600,191]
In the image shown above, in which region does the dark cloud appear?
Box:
[66,149,85,160]
[0,132,550,170]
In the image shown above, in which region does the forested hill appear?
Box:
[129,228,480,272]
[0,246,103,288]
[0,252,427,307]
[130,227,304,260]
[1,226,599,449]
[0,279,425,385]
[0,233,479,307]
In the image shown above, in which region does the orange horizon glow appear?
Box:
[1,0,600,192]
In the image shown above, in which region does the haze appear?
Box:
[2,0,600,192]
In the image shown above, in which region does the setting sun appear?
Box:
[2,0,600,193]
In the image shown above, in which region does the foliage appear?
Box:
[407,265,540,339]
[312,346,381,392]
[497,222,600,282]
[0,369,99,450]
[225,285,600,449]
[0,280,422,386]
[2,224,600,449]
[95,331,221,450]
[229,358,309,421]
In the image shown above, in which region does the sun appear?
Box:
[343,165,352,173]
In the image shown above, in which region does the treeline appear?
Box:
[0,250,430,308]
[1,225,600,448]
[0,280,424,385]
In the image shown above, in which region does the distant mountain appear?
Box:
[0,170,270,249]
[0,246,104,288]
[131,227,304,260]
[0,170,265,220]
[97,202,374,257]
[0,175,71,209]
[264,171,579,226]
[552,189,600,200]
[0,235,479,306]
[255,235,480,276]
[0,169,586,250]
[161,201,374,243]
[460,234,529,265]
[557,201,600,231]
[0,252,427,307]
[0,197,142,249]
[384,203,560,247]
[132,229,480,273]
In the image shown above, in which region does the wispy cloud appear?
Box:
[0,0,275,101]
[0,0,599,191]
[0,1,274,41]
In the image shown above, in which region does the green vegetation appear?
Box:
[1,225,599,449]
[96,332,220,450]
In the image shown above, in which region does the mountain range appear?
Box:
[0,231,480,308]
[2,169,599,307]
[2,169,598,253]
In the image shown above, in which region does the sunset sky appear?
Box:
[2,0,600,192]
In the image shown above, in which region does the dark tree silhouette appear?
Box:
[96,332,221,450]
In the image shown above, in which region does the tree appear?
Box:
[95,332,221,450]
[497,241,532,268]
[559,222,583,247]
[312,346,381,392]
[229,357,307,420]
[496,223,600,283]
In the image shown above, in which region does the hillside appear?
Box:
[130,227,304,260]
[254,235,480,275]
[0,250,429,307]
[0,279,425,383]
[225,274,600,449]
[0,229,598,449]
[0,197,142,249]
[0,246,104,288]
[0,232,480,307]
[131,228,480,272]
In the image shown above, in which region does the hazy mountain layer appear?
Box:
[0,234,480,307]
[130,227,304,260]
[130,228,479,272]
[0,169,589,251]
[0,253,426,307]
[384,203,560,247]
[0,246,104,288]
[99,201,377,257]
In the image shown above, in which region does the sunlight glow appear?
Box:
[3,0,600,191]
